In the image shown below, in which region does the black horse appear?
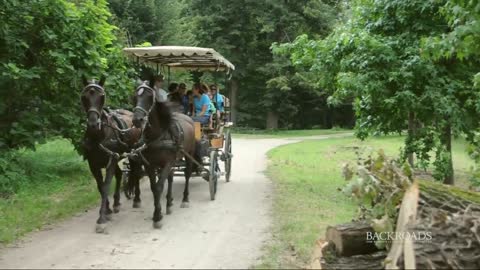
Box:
[80,76,142,233]
[130,82,200,229]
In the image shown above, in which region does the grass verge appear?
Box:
[258,135,474,269]
[232,128,352,139]
[0,139,97,244]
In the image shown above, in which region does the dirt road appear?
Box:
[0,138,293,269]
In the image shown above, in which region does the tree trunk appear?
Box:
[230,79,238,124]
[441,122,454,185]
[325,107,333,129]
[407,111,415,167]
[266,111,279,129]
[326,222,379,256]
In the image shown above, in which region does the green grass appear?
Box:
[258,135,474,269]
[0,139,98,244]
[232,127,352,139]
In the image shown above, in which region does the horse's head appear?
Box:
[132,81,155,129]
[81,75,106,131]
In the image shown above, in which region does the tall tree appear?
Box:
[187,0,340,127]
[0,0,133,152]
[280,0,480,184]
[108,0,195,46]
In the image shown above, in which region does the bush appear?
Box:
[0,152,28,197]
[0,139,90,197]
[0,0,134,154]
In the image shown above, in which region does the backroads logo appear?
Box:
[366,231,432,243]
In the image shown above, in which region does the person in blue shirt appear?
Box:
[209,84,224,113]
[191,82,211,124]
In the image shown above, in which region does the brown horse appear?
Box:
[80,76,141,233]
[130,82,200,229]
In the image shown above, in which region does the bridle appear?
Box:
[133,84,156,124]
[82,83,106,130]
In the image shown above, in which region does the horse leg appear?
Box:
[113,163,122,213]
[181,158,192,208]
[150,163,173,229]
[166,171,173,215]
[96,159,116,233]
[88,161,105,229]
[130,160,143,208]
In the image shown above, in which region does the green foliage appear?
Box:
[108,0,196,46]
[0,152,28,197]
[0,139,90,197]
[423,0,480,187]
[188,0,343,128]
[0,0,133,153]
[280,0,480,183]
[342,150,413,249]
[0,139,97,243]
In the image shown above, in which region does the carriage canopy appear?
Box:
[123,46,235,74]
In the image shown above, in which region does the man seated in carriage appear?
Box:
[209,84,224,113]
[210,84,230,123]
[152,75,168,102]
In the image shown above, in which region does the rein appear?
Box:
[127,84,173,166]
[82,82,133,162]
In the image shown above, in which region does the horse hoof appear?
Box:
[166,207,172,215]
[180,202,189,208]
[133,201,141,208]
[153,221,162,229]
[113,206,120,213]
[106,214,113,221]
[95,223,108,234]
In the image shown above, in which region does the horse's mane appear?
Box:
[152,100,173,130]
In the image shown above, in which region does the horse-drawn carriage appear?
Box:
[122,46,235,201]
[80,46,235,232]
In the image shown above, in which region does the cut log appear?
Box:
[326,222,379,257]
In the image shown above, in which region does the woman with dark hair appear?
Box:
[168,82,182,103]
[184,90,193,115]
[191,82,211,124]
[200,82,211,95]
[168,82,179,93]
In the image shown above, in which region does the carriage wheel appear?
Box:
[224,130,232,182]
[209,150,218,200]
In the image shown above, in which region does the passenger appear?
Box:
[168,82,179,94]
[152,75,168,102]
[191,83,210,124]
[168,82,182,103]
[207,91,217,115]
[179,83,187,94]
[185,90,194,115]
[200,83,211,96]
[207,91,217,129]
[179,83,190,114]
[209,84,224,123]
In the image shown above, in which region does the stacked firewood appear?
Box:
[311,152,480,270]
[398,185,480,269]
